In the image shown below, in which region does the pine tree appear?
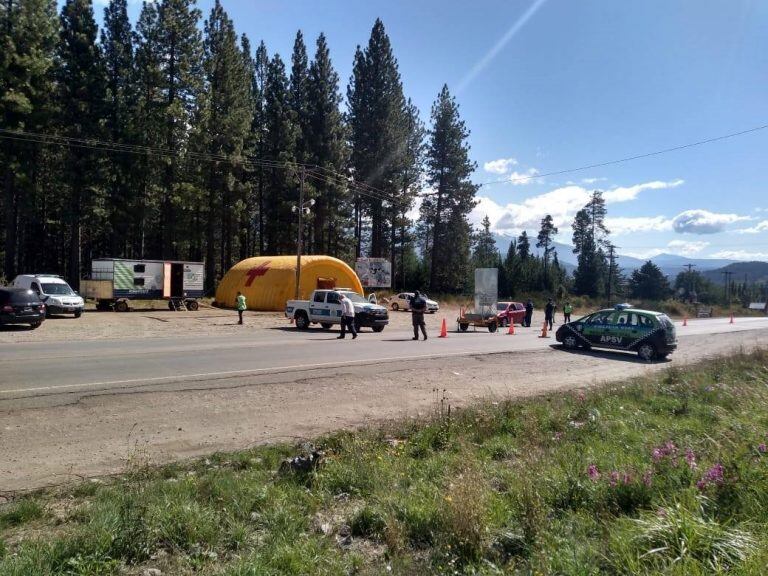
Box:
[305,32,349,257]
[572,193,610,297]
[536,214,558,289]
[249,40,269,255]
[473,215,498,268]
[263,53,297,254]
[502,239,517,296]
[101,0,135,257]
[629,261,670,301]
[289,30,309,165]
[422,84,478,293]
[392,98,424,288]
[153,0,203,258]
[200,0,252,289]
[57,0,106,287]
[517,231,531,260]
[1,0,58,279]
[347,19,407,258]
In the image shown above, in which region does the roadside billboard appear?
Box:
[356,258,392,288]
[474,268,498,310]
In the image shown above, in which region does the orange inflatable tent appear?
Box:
[215,255,364,311]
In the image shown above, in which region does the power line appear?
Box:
[478,123,768,187]
[0,128,398,203]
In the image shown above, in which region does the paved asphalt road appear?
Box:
[2,316,768,401]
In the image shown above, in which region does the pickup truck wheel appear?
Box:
[391,302,399,311]
[115,300,129,313]
[372,326,384,333]
[320,323,333,330]
[459,323,469,332]
[295,313,310,330]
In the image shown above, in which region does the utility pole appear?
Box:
[721,270,734,305]
[293,168,313,300]
[606,243,618,307]
[683,263,697,301]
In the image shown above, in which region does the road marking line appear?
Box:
[0,349,507,396]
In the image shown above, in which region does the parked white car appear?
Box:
[389,292,439,313]
[12,274,85,317]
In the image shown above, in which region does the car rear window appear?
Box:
[8,290,41,304]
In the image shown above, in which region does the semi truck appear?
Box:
[80,258,205,312]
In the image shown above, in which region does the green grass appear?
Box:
[2,351,768,574]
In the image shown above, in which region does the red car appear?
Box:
[496,301,526,326]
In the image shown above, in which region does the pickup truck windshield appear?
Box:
[340,292,366,304]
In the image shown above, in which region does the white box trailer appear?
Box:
[80,258,205,312]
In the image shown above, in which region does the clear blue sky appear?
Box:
[99,0,768,261]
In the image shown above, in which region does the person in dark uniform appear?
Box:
[524,299,534,327]
[545,298,555,331]
[410,290,428,340]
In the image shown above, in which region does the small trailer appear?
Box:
[80,258,205,312]
[457,304,499,333]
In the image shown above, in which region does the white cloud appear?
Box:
[672,209,750,235]
[710,250,768,261]
[605,216,673,235]
[581,177,606,184]
[476,179,684,235]
[666,240,710,256]
[625,240,710,260]
[736,220,768,234]
[603,179,684,203]
[507,168,539,185]
[483,157,518,174]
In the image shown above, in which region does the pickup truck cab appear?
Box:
[286,289,389,332]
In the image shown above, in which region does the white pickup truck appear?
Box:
[285,289,389,332]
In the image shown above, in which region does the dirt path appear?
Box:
[2,329,767,492]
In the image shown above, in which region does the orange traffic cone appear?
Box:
[683,316,688,327]
[539,320,550,338]
[507,321,515,335]
[730,313,734,324]
[439,318,448,338]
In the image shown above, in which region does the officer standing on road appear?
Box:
[236,291,247,325]
[563,301,573,324]
[545,298,555,331]
[524,299,534,327]
[410,290,428,340]
[337,292,357,340]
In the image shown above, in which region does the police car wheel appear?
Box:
[562,335,578,349]
[637,343,656,361]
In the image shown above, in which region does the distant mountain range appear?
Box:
[491,234,764,280]
[701,261,768,285]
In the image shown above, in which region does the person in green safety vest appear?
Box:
[236,291,247,325]
[563,301,573,324]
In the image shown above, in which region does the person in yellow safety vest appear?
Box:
[236,291,247,325]
[563,301,573,324]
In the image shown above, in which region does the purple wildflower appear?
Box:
[652,448,663,462]
[609,470,620,488]
[587,464,600,481]
[697,463,725,490]
[622,472,633,485]
[642,470,653,487]
[685,449,697,470]
[758,443,767,454]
